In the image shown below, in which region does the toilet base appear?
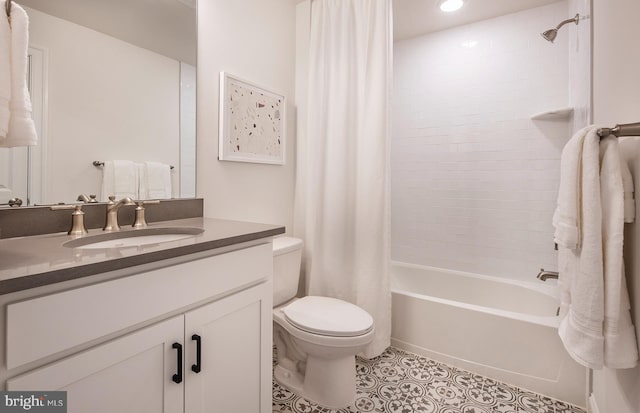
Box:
[274,354,357,409]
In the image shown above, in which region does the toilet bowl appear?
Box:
[272,237,375,408]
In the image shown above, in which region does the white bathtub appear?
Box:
[391,262,586,407]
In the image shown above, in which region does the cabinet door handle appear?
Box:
[191,334,202,373]
[172,342,183,384]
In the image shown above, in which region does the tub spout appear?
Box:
[537,268,559,281]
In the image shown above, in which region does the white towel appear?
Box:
[0,184,12,204]
[557,126,604,369]
[556,129,639,370]
[141,161,172,199]
[599,137,638,368]
[0,1,37,147]
[100,160,139,201]
[0,1,10,138]
[553,126,595,249]
[621,156,635,223]
[136,162,147,201]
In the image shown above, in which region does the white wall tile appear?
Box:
[392,1,574,282]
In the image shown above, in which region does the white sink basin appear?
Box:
[64,227,204,249]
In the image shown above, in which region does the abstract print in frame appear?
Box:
[219,72,286,165]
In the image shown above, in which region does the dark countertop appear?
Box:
[0,217,285,295]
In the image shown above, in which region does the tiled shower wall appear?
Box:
[392,1,576,282]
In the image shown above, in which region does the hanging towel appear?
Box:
[136,162,147,201]
[100,160,139,201]
[141,161,172,199]
[556,129,639,370]
[0,1,37,147]
[599,137,638,368]
[621,156,635,223]
[0,1,10,139]
[552,126,593,250]
[557,126,604,369]
[0,184,12,204]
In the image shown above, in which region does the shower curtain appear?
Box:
[294,0,392,358]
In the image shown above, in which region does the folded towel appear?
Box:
[621,157,635,223]
[553,126,594,249]
[599,137,638,368]
[557,126,604,369]
[557,130,639,370]
[0,184,12,204]
[0,1,10,138]
[136,163,147,201]
[0,2,37,147]
[100,160,139,201]
[141,161,172,199]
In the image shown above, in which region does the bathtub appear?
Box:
[391,262,586,407]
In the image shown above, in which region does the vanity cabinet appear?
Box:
[8,315,185,412]
[2,242,273,413]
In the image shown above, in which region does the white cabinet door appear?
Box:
[184,282,273,413]
[7,316,185,413]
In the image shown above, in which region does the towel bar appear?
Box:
[93,161,175,170]
[597,122,640,138]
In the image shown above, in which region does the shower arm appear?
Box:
[555,14,580,30]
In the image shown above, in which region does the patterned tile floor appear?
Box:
[272,346,586,413]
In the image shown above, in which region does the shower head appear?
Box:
[541,29,558,42]
[541,13,580,43]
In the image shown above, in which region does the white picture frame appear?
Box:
[218,72,286,165]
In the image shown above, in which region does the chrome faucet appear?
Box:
[537,268,559,281]
[103,196,134,232]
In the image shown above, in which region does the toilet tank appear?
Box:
[272,237,303,307]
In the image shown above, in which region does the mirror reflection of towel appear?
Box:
[141,161,172,199]
[0,185,12,204]
[100,160,138,201]
[0,1,37,147]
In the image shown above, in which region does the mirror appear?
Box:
[0,0,197,206]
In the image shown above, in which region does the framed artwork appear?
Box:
[218,72,286,165]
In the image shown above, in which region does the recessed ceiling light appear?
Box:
[439,0,465,12]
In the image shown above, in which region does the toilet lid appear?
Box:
[283,296,374,337]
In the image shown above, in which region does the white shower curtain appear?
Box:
[294,0,392,358]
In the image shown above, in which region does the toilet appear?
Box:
[272,237,375,408]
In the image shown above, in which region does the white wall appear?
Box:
[197,0,297,231]
[27,7,180,203]
[180,62,197,198]
[392,2,574,282]
[591,0,640,412]
[568,0,591,132]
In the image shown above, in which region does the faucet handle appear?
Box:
[132,200,160,229]
[8,197,23,207]
[78,194,99,203]
[50,204,88,236]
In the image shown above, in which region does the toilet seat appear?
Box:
[283,296,373,337]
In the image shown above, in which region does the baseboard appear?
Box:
[588,393,600,413]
